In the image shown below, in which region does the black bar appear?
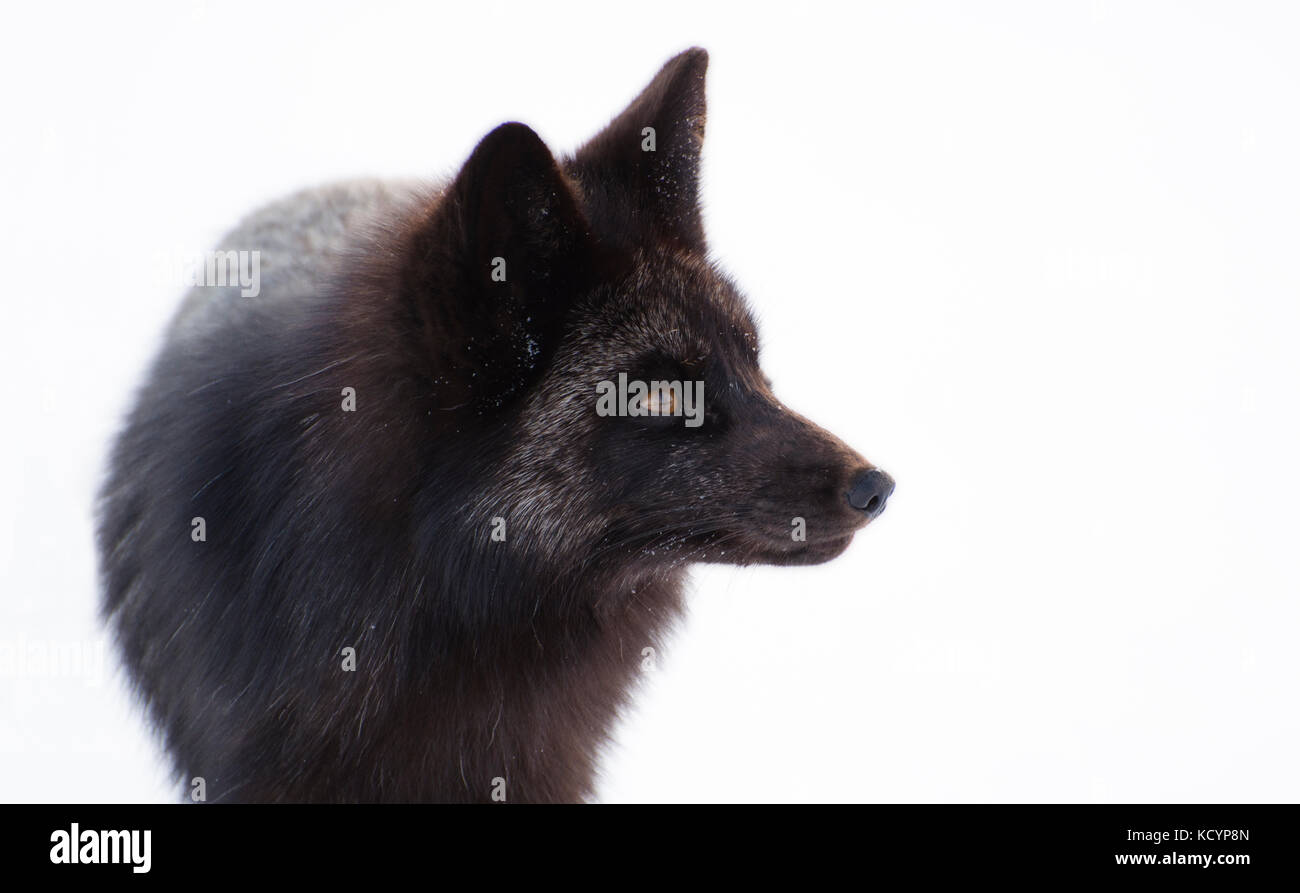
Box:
[3,804,1291,880]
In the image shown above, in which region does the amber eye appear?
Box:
[643,383,678,416]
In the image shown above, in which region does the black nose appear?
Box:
[847,469,894,519]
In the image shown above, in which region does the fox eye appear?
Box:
[640,383,678,416]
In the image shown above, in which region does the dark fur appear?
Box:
[98,48,888,802]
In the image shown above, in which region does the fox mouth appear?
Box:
[680,525,861,567]
[599,504,875,570]
[763,530,858,565]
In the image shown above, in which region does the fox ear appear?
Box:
[438,121,591,293]
[569,47,709,252]
[411,122,592,406]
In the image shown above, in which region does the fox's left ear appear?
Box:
[568,47,709,252]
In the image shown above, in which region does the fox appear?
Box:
[97,47,895,803]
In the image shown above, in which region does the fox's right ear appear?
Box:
[406,122,594,406]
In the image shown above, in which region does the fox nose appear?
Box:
[847,469,894,519]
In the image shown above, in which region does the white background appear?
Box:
[2,1,1298,803]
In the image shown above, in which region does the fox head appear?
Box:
[356,48,892,578]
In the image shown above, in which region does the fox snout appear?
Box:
[782,422,893,534]
[769,399,892,523]
[701,392,892,566]
[848,468,895,521]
